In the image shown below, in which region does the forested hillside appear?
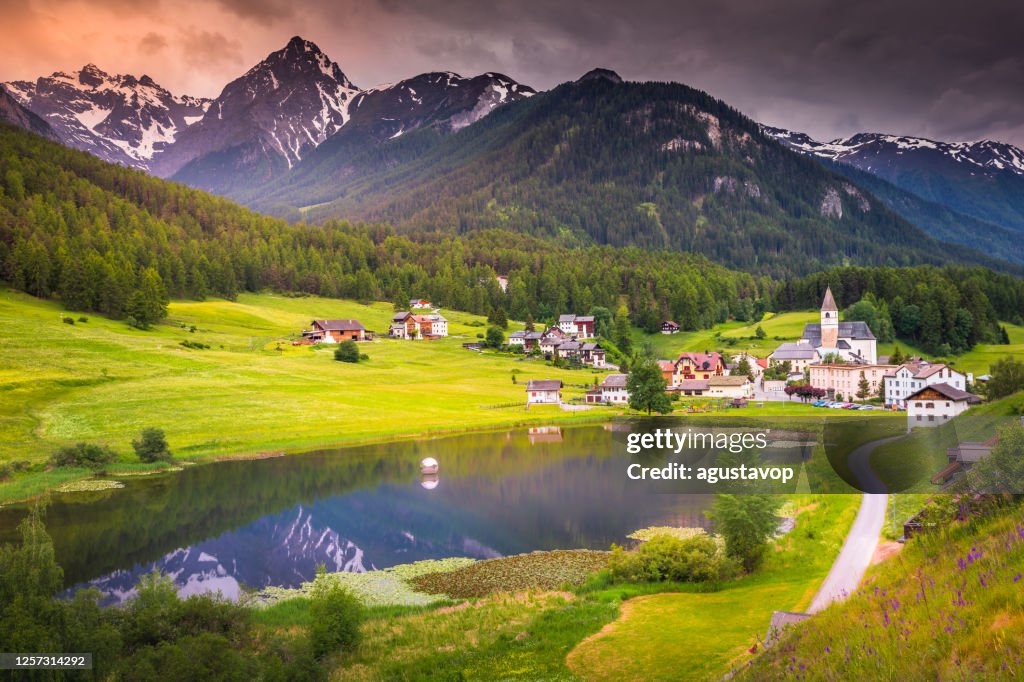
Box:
[248,75,1012,277]
[2,123,1023,354]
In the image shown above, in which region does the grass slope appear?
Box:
[738,504,1024,680]
[566,494,859,680]
[0,289,602,500]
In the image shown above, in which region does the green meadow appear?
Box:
[0,288,606,500]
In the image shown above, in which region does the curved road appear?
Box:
[807,435,901,613]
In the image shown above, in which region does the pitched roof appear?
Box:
[527,380,562,391]
[392,311,411,322]
[675,380,710,390]
[558,314,576,322]
[510,331,527,338]
[581,342,603,351]
[801,321,875,343]
[658,360,676,372]
[907,382,982,403]
[663,320,680,327]
[600,374,628,388]
[915,363,962,379]
[771,342,820,360]
[314,319,365,331]
[709,375,750,387]
[558,341,582,351]
[676,352,723,370]
[821,286,838,312]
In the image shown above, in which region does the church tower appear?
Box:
[820,286,839,348]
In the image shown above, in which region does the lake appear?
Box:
[0,423,715,605]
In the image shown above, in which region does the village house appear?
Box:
[730,353,768,380]
[673,352,726,385]
[707,375,753,399]
[790,287,878,364]
[906,383,982,427]
[809,363,897,400]
[526,379,562,405]
[556,340,582,359]
[768,343,821,374]
[389,311,448,339]
[594,374,629,404]
[657,360,676,385]
[302,319,366,343]
[557,314,596,337]
[538,327,568,355]
[884,362,968,409]
[579,343,606,368]
[508,330,544,350]
[673,379,710,396]
[661,320,681,334]
[410,298,433,309]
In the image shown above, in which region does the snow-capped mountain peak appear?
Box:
[763,126,1024,176]
[3,64,211,167]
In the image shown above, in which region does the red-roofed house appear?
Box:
[673,352,726,385]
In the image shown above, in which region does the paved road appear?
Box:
[807,435,901,613]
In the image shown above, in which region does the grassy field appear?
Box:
[565,494,860,681]
[0,289,611,500]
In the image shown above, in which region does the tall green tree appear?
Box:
[613,305,633,357]
[626,355,671,415]
[127,267,169,329]
[708,493,782,572]
[986,356,1024,400]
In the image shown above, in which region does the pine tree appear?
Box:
[126,267,169,329]
[613,305,633,357]
[856,371,870,400]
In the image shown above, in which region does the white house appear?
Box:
[884,362,967,408]
[707,375,753,399]
[906,383,982,427]
[526,380,562,405]
[597,374,630,404]
[557,314,596,337]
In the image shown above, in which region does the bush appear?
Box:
[333,340,360,363]
[179,340,210,350]
[0,463,10,481]
[607,534,736,584]
[307,569,364,658]
[50,442,118,469]
[133,428,173,463]
[77,316,88,323]
[62,316,75,325]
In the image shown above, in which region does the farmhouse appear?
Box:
[673,352,726,384]
[661,320,681,334]
[509,330,544,350]
[410,298,433,309]
[557,314,596,337]
[707,375,753,399]
[302,319,366,343]
[884,362,967,409]
[389,312,448,339]
[596,374,630,404]
[809,363,897,400]
[526,380,562,405]
[672,379,710,396]
[579,343,606,368]
[906,383,982,427]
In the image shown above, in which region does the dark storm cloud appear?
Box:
[2,0,1022,144]
[360,0,1024,144]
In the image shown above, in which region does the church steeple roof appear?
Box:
[821,286,838,312]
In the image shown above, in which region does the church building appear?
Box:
[775,287,878,365]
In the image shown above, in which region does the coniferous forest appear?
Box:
[2,123,1022,355]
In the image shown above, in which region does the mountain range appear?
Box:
[4,36,1023,268]
[764,126,1024,239]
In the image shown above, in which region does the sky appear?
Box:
[2,0,1023,145]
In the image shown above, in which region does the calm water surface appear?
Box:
[0,423,713,605]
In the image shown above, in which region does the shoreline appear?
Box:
[0,409,616,506]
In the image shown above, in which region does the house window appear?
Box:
[928,415,935,422]
[925,403,934,409]
[916,416,922,421]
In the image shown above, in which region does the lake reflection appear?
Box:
[0,424,712,605]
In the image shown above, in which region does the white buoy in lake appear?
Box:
[420,457,439,474]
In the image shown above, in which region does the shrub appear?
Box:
[77,316,88,323]
[607,534,736,584]
[0,463,10,481]
[50,443,118,469]
[133,428,173,463]
[333,340,360,363]
[62,316,75,325]
[307,569,364,658]
[179,340,210,350]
